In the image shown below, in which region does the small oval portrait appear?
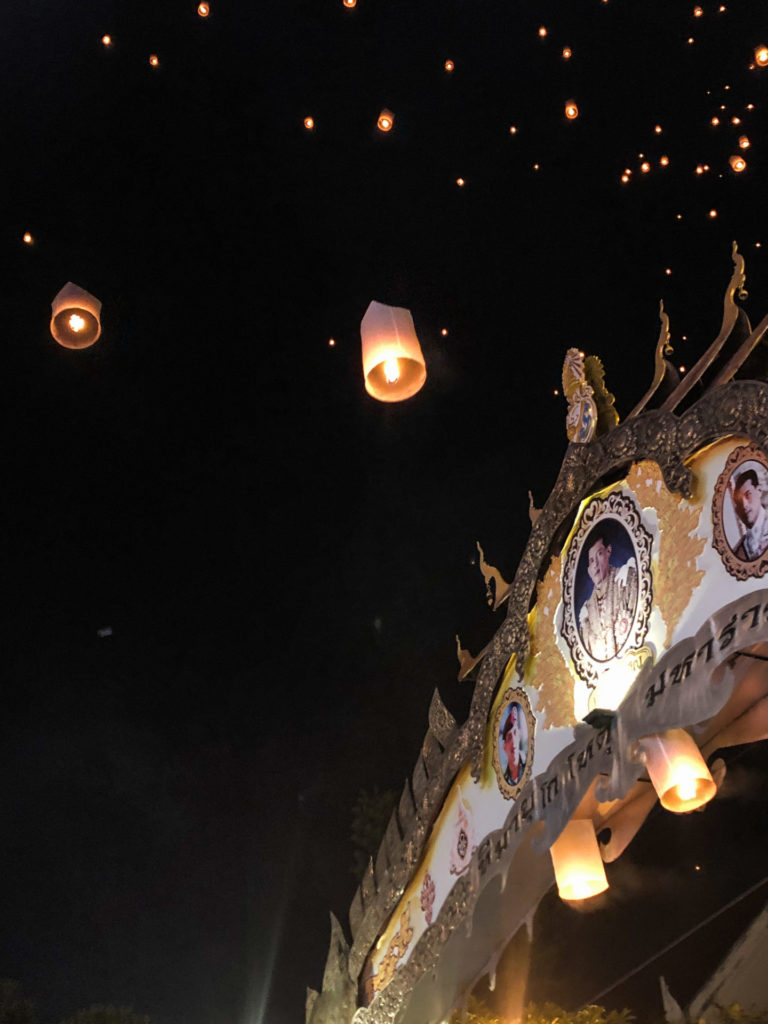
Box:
[561,491,653,683]
[492,688,534,800]
[712,443,768,580]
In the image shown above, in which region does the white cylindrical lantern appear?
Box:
[635,728,715,814]
[550,819,609,901]
[361,300,427,402]
[50,282,102,350]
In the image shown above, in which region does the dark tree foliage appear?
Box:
[350,788,397,880]
[58,1007,149,1024]
[0,981,36,1024]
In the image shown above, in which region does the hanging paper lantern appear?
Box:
[729,154,747,172]
[755,45,768,66]
[550,820,609,901]
[377,109,394,132]
[50,283,102,350]
[565,100,579,120]
[360,300,426,402]
[635,729,715,813]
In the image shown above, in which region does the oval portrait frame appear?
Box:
[712,442,768,581]
[560,491,653,684]
[492,687,535,801]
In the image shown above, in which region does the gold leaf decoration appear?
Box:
[372,906,415,992]
[529,554,577,728]
[625,461,705,646]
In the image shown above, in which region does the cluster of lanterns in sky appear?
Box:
[550,727,718,902]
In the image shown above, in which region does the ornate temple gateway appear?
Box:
[307,245,768,1024]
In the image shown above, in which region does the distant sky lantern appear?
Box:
[660,155,669,165]
[304,116,314,130]
[444,59,454,71]
[441,328,448,336]
[641,161,650,172]
[635,729,715,813]
[654,124,663,133]
[509,125,518,134]
[328,338,336,346]
[456,177,465,186]
[562,47,572,59]
[730,154,747,171]
[621,174,629,183]
[755,45,768,66]
[711,116,720,125]
[23,232,33,244]
[739,134,750,148]
[538,26,547,37]
[564,100,579,120]
[709,208,718,217]
[197,2,210,15]
[550,820,608,902]
[50,282,102,350]
[732,116,741,124]
[693,5,703,15]
[377,109,394,132]
[149,54,159,66]
[101,34,112,46]
[360,300,426,402]
[343,0,357,7]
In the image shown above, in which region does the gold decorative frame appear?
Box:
[560,491,654,684]
[491,687,535,800]
[712,442,768,580]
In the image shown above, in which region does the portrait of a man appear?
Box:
[500,702,527,786]
[731,467,768,562]
[577,524,639,662]
[492,690,533,798]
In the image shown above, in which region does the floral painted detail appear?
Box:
[449,787,476,875]
[420,872,436,925]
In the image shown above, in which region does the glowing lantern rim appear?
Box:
[636,728,716,813]
[755,45,768,66]
[564,100,579,120]
[377,109,394,132]
[50,282,102,351]
[550,819,609,902]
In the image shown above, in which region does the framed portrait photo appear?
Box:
[492,688,534,800]
[560,491,653,684]
[712,443,768,580]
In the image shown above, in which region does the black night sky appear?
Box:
[2,2,768,1024]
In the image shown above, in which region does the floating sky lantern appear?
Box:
[565,100,579,120]
[361,301,426,402]
[304,116,315,130]
[509,125,518,134]
[550,819,609,902]
[101,34,112,46]
[538,26,547,37]
[149,54,160,67]
[50,283,102,350]
[711,116,720,126]
[654,124,663,134]
[444,59,454,71]
[377,109,394,132]
[456,177,465,186]
[343,0,357,7]
[641,161,650,173]
[23,232,33,244]
[660,155,669,165]
[197,2,210,16]
[562,47,572,59]
[755,45,768,67]
[739,134,750,148]
[693,5,703,15]
[635,729,716,813]
[729,154,747,172]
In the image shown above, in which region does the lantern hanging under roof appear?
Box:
[635,728,715,813]
[360,300,426,402]
[549,819,609,902]
[50,282,102,350]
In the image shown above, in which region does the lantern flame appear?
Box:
[377,110,394,132]
[383,358,400,383]
[755,45,768,66]
[68,314,86,332]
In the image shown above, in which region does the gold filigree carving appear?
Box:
[628,300,674,419]
[476,541,511,610]
[529,555,577,728]
[584,354,619,435]
[562,348,597,443]
[371,907,414,993]
[626,461,706,645]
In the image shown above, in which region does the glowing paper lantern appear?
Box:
[755,45,768,66]
[360,300,426,402]
[197,2,210,15]
[562,47,572,59]
[550,820,609,901]
[102,34,112,46]
[730,154,747,172]
[23,232,33,244]
[635,729,715,813]
[50,282,102,350]
[304,116,315,130]
[739,134,750,148]
[343,0,357,7]
[377,109,394,132]
[565,100,579,120]
[149,54,160,67]
[444,59,455,71]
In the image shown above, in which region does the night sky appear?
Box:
[2,2,768,1024]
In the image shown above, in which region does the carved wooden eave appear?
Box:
[309,246,768,1024]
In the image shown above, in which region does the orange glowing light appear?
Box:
[660,155,669,166]
[739,134,750,148]
[343,0,357,6]
[680,365,686,372]
[693,5,703,15]
[711,116,720,125]
[654,124,663,134]
[676,213,683,220]
[755,46,768,66]
[687,36,694,43]
[304,116,314,130]
[562,47,572,59]
[509,125,518,134]
[102,34,112,46]
[456,177,465,186]
[444,59,454,71]
[746,103,755,110]
[641,161,650,173]
[441,328,448,336]
[565,100,579,120]
[732,116,741,124]
[729,154,747,171]
[533,163,540,170]
[329,338,336,346]
[197,2,210,15]
[538,26,547,37]
[621,174,630,183]
[709,209,718,218]
[23,232,33,244]
[149,54,159,66]
[377,109,394,131]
